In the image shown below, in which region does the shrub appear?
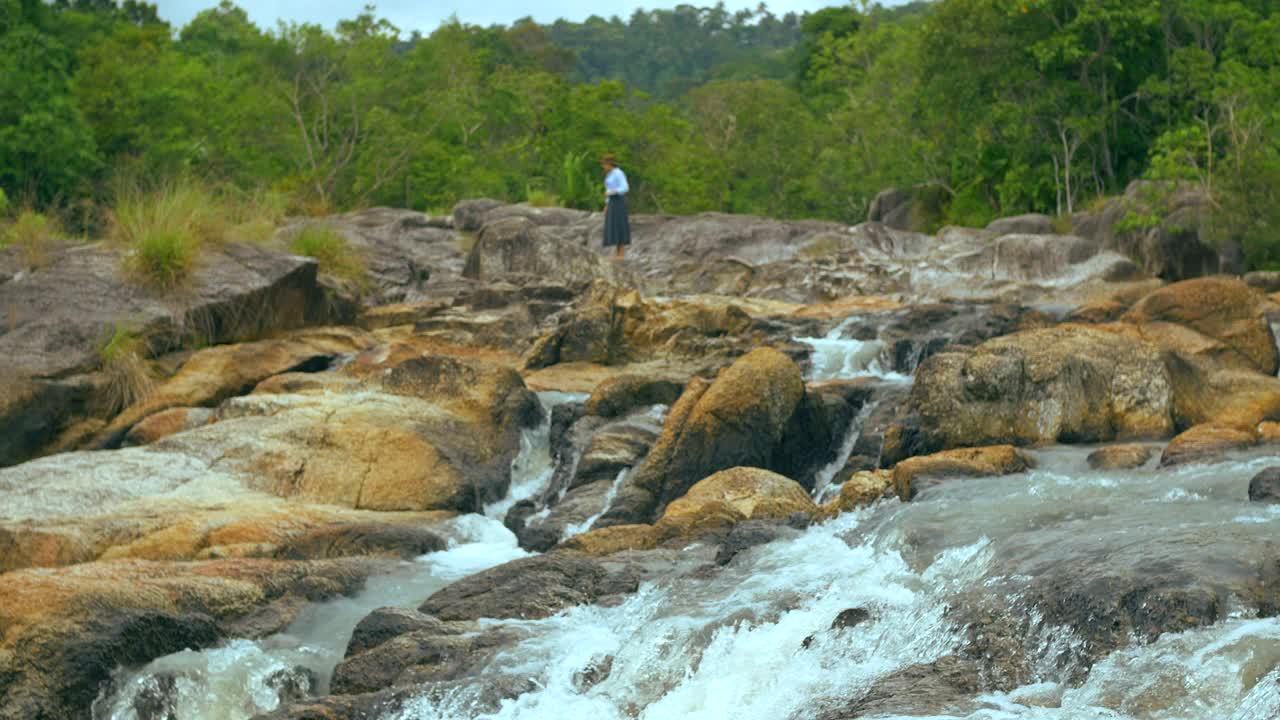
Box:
[225,187,287,244]
[289,225,367,287]
[98,323,155,415]
[525,185,562,208]
[0,188,8,216]
[2,209,59,268]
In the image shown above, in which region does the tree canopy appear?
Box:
[2,0,1278,267]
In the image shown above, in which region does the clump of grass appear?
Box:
[98,323,155,415]
[111,181,228,289]
[289,225,368,288]
[0,188,9,216]
[2,209,59,269]
[1051,213,1075,235]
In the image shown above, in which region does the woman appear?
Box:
[601,153,630,260]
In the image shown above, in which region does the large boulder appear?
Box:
[651,467,817,540]
[1162,352,1280,430]
[1122,276,1278,375]
[1159,424,1258,467]
[886,325,1174,462]
[628,347,806,516]
[0,242,339,466]
[986,213,1054,236]
[0,356,534,570]
[463,216,620,287]
[1249,468,1280,503]
[279,207,463,306]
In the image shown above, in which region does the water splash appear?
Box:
[797,319,909,382]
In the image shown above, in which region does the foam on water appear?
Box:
[485,391,588,520]
[797,318,910,382]
[93,515,525,720]
[389,512,990,720]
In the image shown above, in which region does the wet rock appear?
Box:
[892,446,1036,501]
[1248,468,1280,503]
[265,666,317,705]
[1122,276,1278,375]
[418,553,640,621]
[330,623,522,695]
[886,325,1174,463]
[1244,271,1280,294]
[820,470,893,516]
[583,374,684,418]
[987,213,1054,236]
[572,655,614,692]
[771,381,867,490]
[557,524,659,556]
[0,558,372,720]
[630,348,806,517]
[1087,444,1155,470]
[814,655,980,719]
[345,607,456,658]
[652,467,817,540]
[1160,424,1258,467]
[274,524,447,561]
[714,519,796,565]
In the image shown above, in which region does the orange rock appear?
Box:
[893,445,1036,501]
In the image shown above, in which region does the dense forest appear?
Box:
[2,0,1279,268]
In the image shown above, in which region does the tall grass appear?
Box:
[1,209,60,269]
[289,225,367,288]
[111,180,285,289]
[98,323,155,415]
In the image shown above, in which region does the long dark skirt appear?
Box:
[603,194,631,247]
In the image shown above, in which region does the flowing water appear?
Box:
[797,319,911,384]
[93,344,1280,719]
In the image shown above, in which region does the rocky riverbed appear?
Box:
[2,200,1279,719]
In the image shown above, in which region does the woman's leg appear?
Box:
[615,243,626,259]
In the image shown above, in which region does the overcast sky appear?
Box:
[152,1,867,34]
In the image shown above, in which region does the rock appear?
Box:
[344,607,454,658]
[1067,298,1129,324]
[583,374,684,418]
[1087,444,1155,470]
[463,216,620,287]
[418,553,639,621]
[1122,276,1278,375]
[892,446,1036,501]
[273,523,447,561]
[652,467,817,540]
[887,325,1174,463]
[122,406,214,446]
[330,622,521,695]
[1244,271,1280,294]
[629,348,806,517]
[816,656,980,719]
[451,198,506,231]
[95,326,373,448]
[986,213,1054,236]
[0,243,338,466]
[820,470,892,516]
[1074,181,1223,281]
[868,185,947,232]
[558,524,659,556]
[1159,424,1257,467]
[1248,468,1280,503]
[0,557,373,720]
[1162,352,1280,429]
[713,519,797,565]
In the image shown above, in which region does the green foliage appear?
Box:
[289,225,367,286]
[0,188,8,216]
[1,0,1278,269]
[525,186,562,208]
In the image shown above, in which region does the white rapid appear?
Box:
[380,447,1280,720]
[797,319,910,383]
